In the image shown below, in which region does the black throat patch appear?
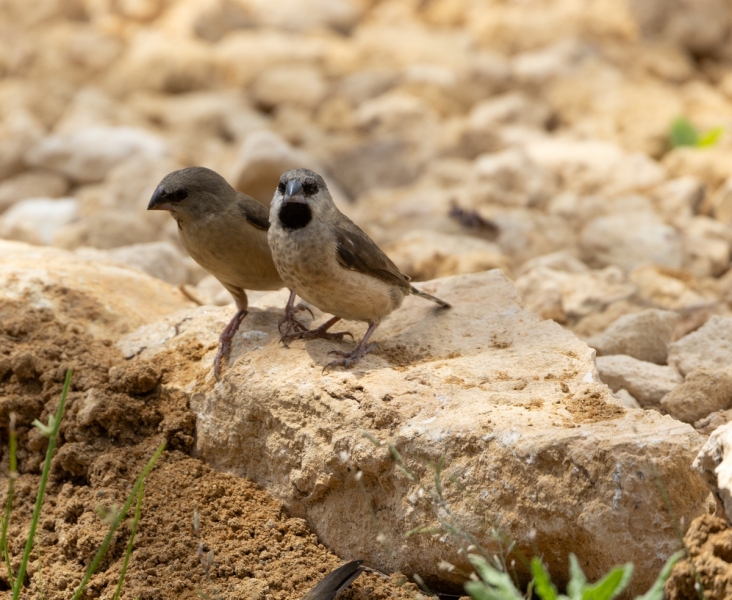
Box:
[279,202,312,230]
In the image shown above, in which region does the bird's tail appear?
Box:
[410,285,451,308]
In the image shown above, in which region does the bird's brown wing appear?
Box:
[334,215,411,289]
[236,193,270,231]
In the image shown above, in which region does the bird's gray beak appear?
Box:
[148,185,173,211]
[283,179,306,204]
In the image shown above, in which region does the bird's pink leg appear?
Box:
[214,309,247,379]
[324,322,378,370]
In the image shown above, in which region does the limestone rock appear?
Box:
[668,316,732,376]
[589,309,679,365]
[230,129,323,206]
[661,368,732,424]
[469,149,555,209]
[53,210,161,250]
[0,198,78,246]
[612,388,641,410]
[0,169,70,213]
[74,242,190,285]
[628,0,730,56]
[693,422,732,523]
[121,270,708,595]
[25,126,168,183]
[596,354,682,407]
[0,240,192,338]
[0,110,44,181]
[580,213,683,272]
[382,230,509,281]
[651,176,705,229]
[516,265,635,323]
[250,65,328,111]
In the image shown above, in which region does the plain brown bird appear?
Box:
[268,168,451,370]
[302,560,365,600]
[148,166,309,378]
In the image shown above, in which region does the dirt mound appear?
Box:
[665,514,732,600]
[0,294,417,599]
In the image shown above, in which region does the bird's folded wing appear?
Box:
[334,217,411,289]
[236,193,271,231]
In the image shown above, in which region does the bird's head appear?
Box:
[148,166,235,220]
[271,168,332,231]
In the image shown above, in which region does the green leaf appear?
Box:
[567,554,587,600]
[531,558,558,600]
[669,117,699,147]
[696,126,724,148]
[466,555,523,600]
[635,550,685,600]
[582,564,633,600]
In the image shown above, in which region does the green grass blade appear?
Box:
[2,412,18,589]
[113,482,145,600]
[582,564,632,600]
[635,550,685,600]
[12,369,73,600]
[567,554,587,600]
[669,117,699,147]
[531,558,558,600]
[71,440,166,600]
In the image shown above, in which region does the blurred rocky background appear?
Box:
[6,0,732,596]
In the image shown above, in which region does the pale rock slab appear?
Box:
[0,197,78,246]
[693,422,732,523]
[25,126,168,183]
[74,241,190,286]
[469,149,555,209]
[596,354,682,407]
[515,265,635,322]
[651,176,705,229]
[0,240,192,338]
[0,169,69,213]
[580,212,683,272]
[120,271,708,595]
[381,230,509,281]
[661,368,732,424]
[589,309,679,365]
[230,129,324,206]
[668,316,732,376]
[522,137,666,195]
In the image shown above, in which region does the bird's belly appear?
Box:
[290,268,402,323]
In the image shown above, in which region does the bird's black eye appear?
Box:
[173,189,188,201]
[277,181,286,194]
[302,181,317,195]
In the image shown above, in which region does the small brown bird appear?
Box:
[302,560,365,600]
[268,168,451,369]
[148,166,308,377]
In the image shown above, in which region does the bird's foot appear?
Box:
[278,303,313,338]
[213,309,247,380]
[280,323,354,347]
[324,343,376,371]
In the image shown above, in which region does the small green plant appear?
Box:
[669,116,724,148]
[2,369,165,599]
[71,440,165,600]
[1,411,17,589]
[12,369,73,600]
[465,550,684,600]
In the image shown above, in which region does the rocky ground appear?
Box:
[4,0,732,597]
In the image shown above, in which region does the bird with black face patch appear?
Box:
[268,168,451,370]
[148,166,311,378]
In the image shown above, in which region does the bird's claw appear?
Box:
[324,343,376,370]
[278,303,313,337]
